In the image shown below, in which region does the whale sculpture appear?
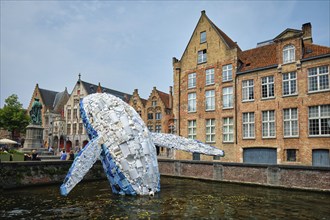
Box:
[60,93,224,196]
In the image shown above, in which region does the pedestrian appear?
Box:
[48,146,54,155]
[31,150,40,161]
[60,150,67,160]
[69,150,75,160]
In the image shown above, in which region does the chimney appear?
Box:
[201,10,205,15]
[97,82,102,93]
[134,89,138,94]
[169,86,173,109]
[302,23,313,44]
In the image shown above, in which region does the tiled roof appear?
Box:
[303,44,330,59]
[238,43,278,73]
[156,90,170,109]
[207,17,239,50]
[81,81,132,101]
[39,88,59,109]
[140,98,148,106]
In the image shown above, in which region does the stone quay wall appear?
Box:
[1,159,329,192]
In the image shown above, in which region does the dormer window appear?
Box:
[200,31,206,43]
[283,45,295,64]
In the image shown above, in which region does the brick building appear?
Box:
[172,11,330,165]
[64,74,131,152]
[27,84,69,149]
[129,87,175,158]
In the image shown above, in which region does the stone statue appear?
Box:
[29,98,42,125]
[60,93,224,196]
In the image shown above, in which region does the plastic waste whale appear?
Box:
[60,93,224,196]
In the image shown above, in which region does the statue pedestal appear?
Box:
[24,124,44,149]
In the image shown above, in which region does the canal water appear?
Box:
[1,176,329,219]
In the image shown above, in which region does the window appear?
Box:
[200,31,206,43]
[283,72,297,96]
[137,110,142,116]
[308,66,329,92]
[155,112,162,120]
[169,124,175,134]
[147,125,153,132]
[205,90,215,111]
[67,109,71,120]
[242,80,254,101]
[309,105,330,136]
[73,109,78,119]
[74,98,80,106]
[262,110,276,138]
[73,123,77,135]
[188,73,196,89]
[152,101,157,106]
[206,119,215,143]
[286,149,297,162]
[206,68,214,85]
[188,120,196,139]
[262,76,275,99]
[283,45,295,64]
[148,113,153,120]
[222,64,232,82]
[198,49,207,64]
[188,93,196,112]
[243,112,255,138]
[223,117,233,142]
[155,125,161,133]
[223,87,233,109]
[67,124,71,135]
[283,108,298,137]
[78,123,83,134]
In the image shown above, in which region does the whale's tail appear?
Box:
[150,133,225,157]
[60,136,102,196]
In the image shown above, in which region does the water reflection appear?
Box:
[1,177,329,219]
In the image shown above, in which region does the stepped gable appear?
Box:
[156,89,170,109]
[303,44,330,59]
[80,80,132,101]
[238,43,278,73]
[39,88,59,110]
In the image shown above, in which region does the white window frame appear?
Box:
[283,108,299,137]
[155,125,161,133]
[222,64,233,82]
[261,76,275,99]
[147,125,153,132]
[152,100,157,106]
[223,117,234,143]
[242,79,254,101]
[155,112,162,120]
[223,87,233,109]
[283,45,295,64]
[188,73,196,89]
[188,93,196,112]
[206,119,215,143]
[206,68,214,85]
[262,110,276,138]
[198,50,207,64]
[205,90,215,111]
[188,120,197,139]
[242,112,255,139]
[200,31,206,43]
[308,66,329,93]
[282,72,297,96]
[308,105,330,136]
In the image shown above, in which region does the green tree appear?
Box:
[0,94,30,139]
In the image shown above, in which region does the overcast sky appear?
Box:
[1,1,329,108]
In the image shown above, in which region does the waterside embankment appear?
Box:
[1,159,329,192]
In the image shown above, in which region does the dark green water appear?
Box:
[0,176,329,219]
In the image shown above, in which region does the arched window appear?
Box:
[283,45,295,64]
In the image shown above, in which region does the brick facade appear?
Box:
[173,11,330,165]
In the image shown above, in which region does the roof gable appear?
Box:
[274,28,302,41]
[180,11,238,60]
[81,80,131,101]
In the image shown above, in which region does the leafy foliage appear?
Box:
[0,94,30,139]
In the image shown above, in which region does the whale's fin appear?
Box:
[60,136,102,196]
[150,133,224,157]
